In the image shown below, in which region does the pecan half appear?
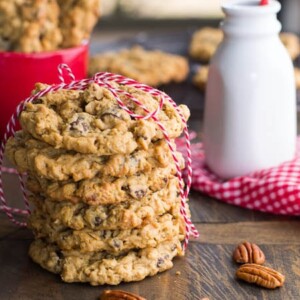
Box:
[100,290,147,300]
[236,264,285,289]
[233,242,265,264]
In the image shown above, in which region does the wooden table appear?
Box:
[1,30,300,300]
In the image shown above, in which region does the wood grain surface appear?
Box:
[0,31,300,300]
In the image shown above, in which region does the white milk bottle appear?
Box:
[203,0,296,179]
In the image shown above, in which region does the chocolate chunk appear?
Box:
[100,107,122,121]
[100,112,121,120]
[157,258,165,267]
[56,250,63,259]
[94,216,102,226]
[121,185,130,192]
[70,116,89,132]
[32,98,43,104]
[171,244,177,251]
[134,189,146,199]
[112,240,122,249]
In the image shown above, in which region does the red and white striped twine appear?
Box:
[0,64,199,249]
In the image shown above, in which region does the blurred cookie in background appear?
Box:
[89,46,189,87]
[192,65,209,92]
[57,0,101,48]
[193,65,300,92]
[295,67,300,90]
[0,0,62,52]
[0,0,101,52]
[189,27,223,63]
[189,27,300,62]
[280,32,300,61]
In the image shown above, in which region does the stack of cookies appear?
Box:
[6,81,190,285]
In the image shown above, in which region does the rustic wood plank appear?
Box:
[194,222,300,245]
[184,243,300,300]
[0,239,298,300]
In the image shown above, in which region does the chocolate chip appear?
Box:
[100,231,107,239]
[112,240,121,249]
[171,244,177,251]
[157,258,165,267]
[94,216,102,226]
[87,193,98,204]
[82,122,89,131]
[134,190,146,199]
[137,135,148,141]
[100,107,122,121]
[121,185,130,192]
[56,250,63,259]
[70,116,89,132]
[32,98,43,104]
[100,112,121,120]
[70,121,78,130]
[74,207,85,216]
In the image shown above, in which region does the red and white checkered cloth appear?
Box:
[176,133,300,216]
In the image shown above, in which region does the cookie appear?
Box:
[29,177,181,231]
[189,27,300,62]
[280,32,300,61]
[89,46,189,87]
[57,0,100,48]
[189,27,223,62]
[0,0,100,52]
[29,238,183,285]
[0,0,62,52]
[20,83,190,155]
[295,67,300,89]
[6,131,182,182]
[29,212,184,254]
[26,161,182,205]
[193,65,300,91]
[192,65,209,92]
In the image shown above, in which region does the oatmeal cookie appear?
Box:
[280,32,300,61]
[0,0,62,52]
[57,0,100,48]
[192,65,209,92]
[29,177,181,231]
[189,27,300,62]
[189,27,223,62]
[29,238,183,285]
[192,65,300,91]
[89,46,189,87]
[29,213,184,253]
[19,83,190,155]
[26,163,181,205]
[6,131,182,181]
[295,67,300,89]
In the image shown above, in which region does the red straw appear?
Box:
[260,0,269,5]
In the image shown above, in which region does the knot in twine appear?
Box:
[0,64,199,250]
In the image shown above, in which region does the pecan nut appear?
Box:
[100,290,146,300]
[233,241,265,264]
[236,264,285,289]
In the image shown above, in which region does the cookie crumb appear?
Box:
[175,271,181,275]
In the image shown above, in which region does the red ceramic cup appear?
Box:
[0,43,88,139]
